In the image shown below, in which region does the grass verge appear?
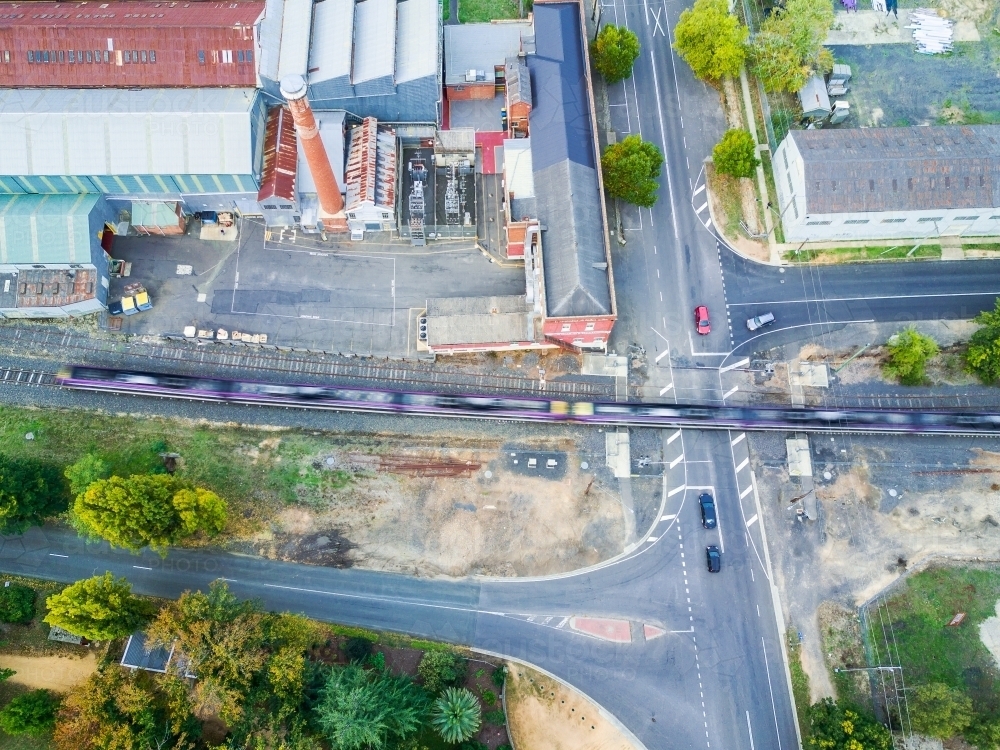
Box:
[866,565,1000,715]
[784,244,942,264]
[819,601,873,713]
[786,628,811,741]
[458,0,519,22]
[707,166,744,241]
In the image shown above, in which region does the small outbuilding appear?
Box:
[798,75,831,120]
[132,202,186,236]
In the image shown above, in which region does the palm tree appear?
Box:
[431,687,481,744]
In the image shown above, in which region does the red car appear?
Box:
[694,305,711,335]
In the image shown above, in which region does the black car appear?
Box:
[706,545,721,573]
[699,493,717,529]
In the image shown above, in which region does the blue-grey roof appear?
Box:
[121,632,173,673]
[528,2,610,318]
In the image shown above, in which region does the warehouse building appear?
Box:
[443,21,533,101]
[0,0,263,88]
[775,126,1000,242]
[0,193,116,318]
[0,87,268,214]
[256,0,312,99]
[306,0,440,122]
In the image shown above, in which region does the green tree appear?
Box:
[418,650,467,695]
[966,717,1000,749]
[749,0,833,92]
[72,474,227,552]
[882,328,939,385]
[53,667,198,750]
[909,683,973,740]
[64,454,110,498]
[314,664,428,750]
[431,687,481,744]
[965,299,1000,383]
[673,0,747,81]
[0,668,14,682]
[0,455,70,535]
[0,582,35,624]
[712,129,760,179]
[601,135,664,208]
[44,573,151,641]
[591,25,641,83]
[147,581,266,723]
[0,689,59,736]
[806,699,891,750]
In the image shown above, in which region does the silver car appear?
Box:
[747,312,775,331]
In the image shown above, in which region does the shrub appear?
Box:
[431,687,481,744]
[491,665,506,688]
[484,709,506,726]
[965,298,1000,383]
[910,683,973,740]
[712,129,760,179]
[882,327,939,386]
[0,582,35,624]
[418,650,466,694]
[481,688,497,706]
[64,454,110,498]
[44,573,151,641]
[343,636,374,663]
[806,698,892,750]
[0,689,59,736]
[367,651,386,671]
[0,455,70,535]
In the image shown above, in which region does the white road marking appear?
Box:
[661,514,676,521]
[723,385,739,399]
[48,553,68,558]
[693,183,706,197]
[669,454,685,469]
[133,565,152,571]
[747,711,756,750]
[727,290,1000,307]
[746,513,758,527]
[741,485,754,499]
[557,617,569,628]
[704,217,712,228]
[721,357,750,373]
[659,383,674,395]
[648,48,679,240]
[731,433,745,446]
[668,429,682,444]
[263,583,504,616]
[736,457,749,472]
[668,485,686,497]
[647,536,659,543]
[655,349,670,363]
[696,202,708,214]
[762,637,784,750]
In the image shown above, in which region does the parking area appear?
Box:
[106,218,526,357]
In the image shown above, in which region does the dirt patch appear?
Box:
[505,664,636,750]
[0,653,97,692]
[250,438,626,578]
[754,431,1000,706]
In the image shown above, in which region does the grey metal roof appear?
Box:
[121,632,173,673]
[352,0,397,84]
[258,0,313,83]
[308,0,355,86]
[793,126,1000,214]
[798,75,830,118]
[528,2,610,318]
[427,295,533,345]
[396,0,439,84]
[444,22,532,86]
[0,88,259,177]
[505,55,531,106]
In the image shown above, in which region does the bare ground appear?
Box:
[0,653,97,692]
[242,435,627,577]
[754,432,1000,703]
[505,664,636,750]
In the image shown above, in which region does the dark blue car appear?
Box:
[699,493,717,529]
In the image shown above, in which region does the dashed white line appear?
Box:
[133,565,152,571]
[662,513,677,520]
[48,553,68,558]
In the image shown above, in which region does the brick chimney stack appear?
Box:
[280,74,344,216]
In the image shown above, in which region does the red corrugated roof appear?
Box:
[0,0,263,87]
[258,106,297,203]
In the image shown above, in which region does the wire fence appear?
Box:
[859,594,914,749]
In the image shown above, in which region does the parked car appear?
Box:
[706,545,721,573]
[694,305,711,335]
[699,493,717,529]
[746,312,775,331]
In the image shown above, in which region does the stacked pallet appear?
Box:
[907,9,954,53]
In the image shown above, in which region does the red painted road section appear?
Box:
[475,131,506,175]
[569,616,632,643]
[643,624,667,641]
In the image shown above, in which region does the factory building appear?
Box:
[0,0,263,88]
[0,193,116,318]
[0,88,268,214]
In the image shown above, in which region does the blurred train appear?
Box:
[56,365,1000,435]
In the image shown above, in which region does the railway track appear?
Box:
[0,367,57,386]
[0,325,621,400]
